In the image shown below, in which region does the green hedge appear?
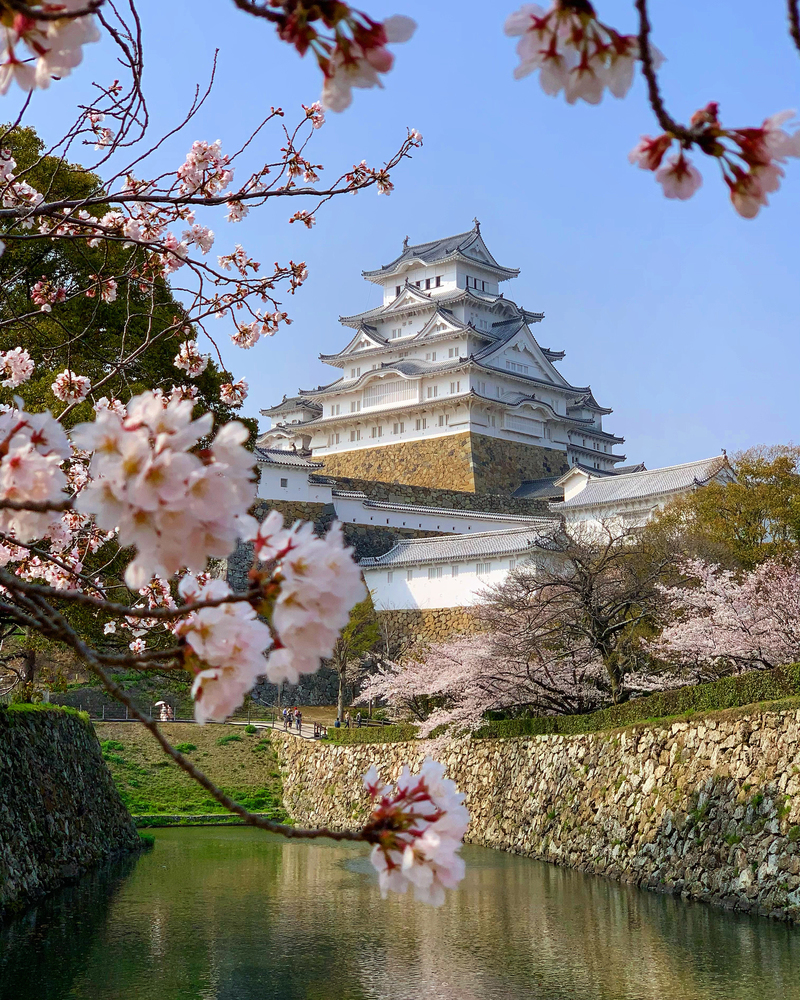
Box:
[475,664,800,740]
[325,723,418,745]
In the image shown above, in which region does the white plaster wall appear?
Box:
[257,464,333,504]
[365,558,516,611]
[333,496,537,535]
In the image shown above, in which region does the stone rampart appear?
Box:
[277,707,800,922]
[0,706,140,919]
[317,433,568,495]
[377,607,482,646]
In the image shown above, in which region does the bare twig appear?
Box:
[789,0,800,54]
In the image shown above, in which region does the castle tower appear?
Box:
[259,223,625,494]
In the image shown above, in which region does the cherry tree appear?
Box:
[654,557,800,671]
[0,1,468,904]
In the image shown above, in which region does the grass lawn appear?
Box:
[94,721,287,822]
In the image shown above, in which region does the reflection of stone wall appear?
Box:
[318,433,568,495]
[378,608,481,647]
[0,706,140,918]
[277,707,800,922]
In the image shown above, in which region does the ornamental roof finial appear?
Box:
[473,216,481,233]
[402,234,409,250]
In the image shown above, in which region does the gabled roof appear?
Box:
[360,522,556,568]
[319,325,387,364]
[254,447,323,469]
[511,476,564,501]
[339,284,518,329]
[557,455,732,510]
[260,395,322,417]
[568,392,613,416]
[614,463,647,475]
[361,224,519,283]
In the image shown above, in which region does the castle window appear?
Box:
[428,566,442,580]
[391,328,401,339]
[438,414,449,427]
[426,386,439,399]
[351,401,361,413]
[450,381,461,393]
[280,478,288,488]
[415,281,421,288]
[350,367,361,379]
[387,571,393,583]
[350,429,361,442]
[407,569,413,581]
[451,564,459,578]
[448,347,461,358]
[327,433,340,446]
[506,361,529,375]
[331,404,341,416]
[392,422,405,434]
[425,278,431,290]
[487,414,497,427]
[436,276,441,287]
[425,351,437,362]
[509,558,516,570]
[395,285,401,297]
[476,562,491,576]
[371,425,383,439]
[415,418,427,430]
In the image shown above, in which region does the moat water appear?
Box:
[2,827,800,1000]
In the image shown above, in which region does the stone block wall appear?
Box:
[277,706,800,922]
[0,707,140,919]
[377,608,482,647]
[317,433,568,495]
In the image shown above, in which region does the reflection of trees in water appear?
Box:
[3,831,799,1000]
[0,852,140,1000]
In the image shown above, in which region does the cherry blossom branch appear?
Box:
[1,0,105,19]
[633,0,692,142]
[789,0,800,54]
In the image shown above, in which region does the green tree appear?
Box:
[330,593,382,721]
[0,125,251,432]
[650,446,800,570]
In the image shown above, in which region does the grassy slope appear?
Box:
[94,722,287,822]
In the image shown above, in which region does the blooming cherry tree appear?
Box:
[654,558,800,671]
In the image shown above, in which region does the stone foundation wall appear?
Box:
[277,706,800,922]
[0,707,140,919]
[317,433,568,495]
[377,607,481,647]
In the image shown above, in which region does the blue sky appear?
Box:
[17,0,800,467]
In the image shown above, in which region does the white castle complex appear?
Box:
[260,222,625,494]
[253,223,732,624]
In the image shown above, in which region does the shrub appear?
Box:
[326,724,418,745]
[139,832,156,850]
[475,664,800,740]
[101,739,125,752]
[174,742,197,753]
[244,724,257,734]
[216,734,244,746]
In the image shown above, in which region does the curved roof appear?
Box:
[361,226,519,283]
[254,447,323,470]
[260,395,321,417]
[557,456,731,509]
[360,522,556,568]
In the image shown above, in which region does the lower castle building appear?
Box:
[260,222,625,494]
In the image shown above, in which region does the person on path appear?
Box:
[345,711,351,729]
[296,710,302,734]
[356,711,362,728]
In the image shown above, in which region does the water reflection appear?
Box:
[1,828,799,1000]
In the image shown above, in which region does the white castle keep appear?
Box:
[259,222,626,494]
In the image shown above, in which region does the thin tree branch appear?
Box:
[789,0,800,54]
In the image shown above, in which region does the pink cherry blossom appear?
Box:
[176,575,273,723]
[654,153,703,201]
[254,512,365,685]
[72,391,258,589]
[364,757,469,907]
[177,140,233,196]
[31,275,66,311]
[0,346,34,387]
[220,379,248,407]
[628,134,673,171]
[504,2,663,105]
[52,368,91,402]
[321,15,416,113]
[654,558,800,669]
[182,223,215,254]
[85,275,117,303]
[0,2,99,95]
[173,340,209,378]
